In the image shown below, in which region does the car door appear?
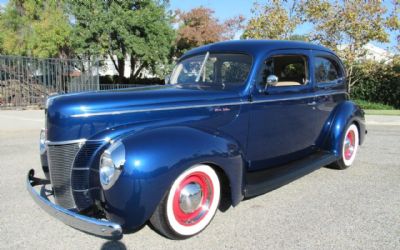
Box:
[311,51,348,143]
[247,49,318,171]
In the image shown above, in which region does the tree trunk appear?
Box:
[130,56,136,80]
[347,65,353,94]
[117,57,125,83]
[132,63,146,80]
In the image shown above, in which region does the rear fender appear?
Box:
[318,101,366,156]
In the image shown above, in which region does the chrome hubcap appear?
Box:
[344,130,356,160]
[344,138,354,154]
[179,182,203,214]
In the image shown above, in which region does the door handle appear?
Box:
[307,101,317,106]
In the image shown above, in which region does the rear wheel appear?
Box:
[330,123,359,170]
[150,164,220,239]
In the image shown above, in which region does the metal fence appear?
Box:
[0,55,100,108]
[99,84,146,91]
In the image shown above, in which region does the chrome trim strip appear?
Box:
[46,139,87,146]
[73,187,100,192]
[46,139,108,145]
[70,91,347,118]
[251,91,347,104]
[71,101,246,118]
[72,167,91,170]
[27,170,122,239]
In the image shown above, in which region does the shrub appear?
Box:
[351,58,400,109]
[99,75,164,85]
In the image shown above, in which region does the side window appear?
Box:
[202,57,217,83]
[221,60,251,84]
[260,55,308,88]
[314,57,342,84]
[192,54,252,84]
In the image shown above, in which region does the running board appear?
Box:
[244,152,338,198]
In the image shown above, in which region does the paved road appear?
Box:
[0,110,399,250]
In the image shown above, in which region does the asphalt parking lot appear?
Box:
[0,110,399,250]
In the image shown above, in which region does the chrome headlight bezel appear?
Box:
[99,141,126,190]
[39,128,47,155]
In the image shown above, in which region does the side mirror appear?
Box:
[264,75,278,91]
[164,74,171,85]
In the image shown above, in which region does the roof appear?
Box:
[182,40,333,59]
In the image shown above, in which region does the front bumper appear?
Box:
[26,169,123,239]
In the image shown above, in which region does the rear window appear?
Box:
[314,57,342,84]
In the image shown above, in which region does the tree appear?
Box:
[288,34,308,41]
[0,0,72,58]
[175,7,244,56]
[0,8,3,54]
[69,0,175,82]
[398,35,400,51]
[242,0,302,40]
[301,0,400,91]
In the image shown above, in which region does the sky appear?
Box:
[0,0,398,51]
[170,0,252,22]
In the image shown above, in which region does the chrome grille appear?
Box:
[47,143,81,209]
[71,141,104,210]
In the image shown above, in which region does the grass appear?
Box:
[353,99,395,110]
[363,109,400,116]
[352,99,400,115]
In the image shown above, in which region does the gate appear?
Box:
[0,55,99,108]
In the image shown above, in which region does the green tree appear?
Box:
[301,0,399,91]
[69,0,175,81]
[0,0,72,58]
[0,8,3,54]
[31,4,72,58]
[242,0,302,40]
[288,34,308,41]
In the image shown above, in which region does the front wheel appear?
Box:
[330,123,359,170]
[150,164,221,239]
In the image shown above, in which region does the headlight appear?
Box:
[39,128,46,155]
[99,141,125,190]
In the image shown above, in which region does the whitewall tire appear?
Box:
[342,124,359,167]
[150,164,221,239]
[330,123,359,170]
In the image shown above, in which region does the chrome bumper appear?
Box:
[26,169,123,239]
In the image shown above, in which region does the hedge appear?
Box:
[351,59,400,109]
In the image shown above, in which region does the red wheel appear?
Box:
[150,164,220,239]
[171,171,214,226]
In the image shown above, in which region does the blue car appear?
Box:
[27,40,366,240]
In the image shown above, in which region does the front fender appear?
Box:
[319,101,366,156]
[103,126,245,230]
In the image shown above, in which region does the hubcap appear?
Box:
[344,130,355,160]
[172,171,214,226]
[179,183,203,214]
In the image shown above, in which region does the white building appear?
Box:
[338,43,393,62]
[98,55,156,78]
[362,43,393,62]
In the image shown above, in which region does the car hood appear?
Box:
[46,84,244,141]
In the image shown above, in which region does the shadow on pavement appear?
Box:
[100,241,127,250]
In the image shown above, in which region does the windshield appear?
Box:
[170,53,252,86]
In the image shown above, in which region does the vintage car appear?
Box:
[27,40,366,240]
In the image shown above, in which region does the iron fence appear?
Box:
[99,84,146,91]
[0,55,100,108]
